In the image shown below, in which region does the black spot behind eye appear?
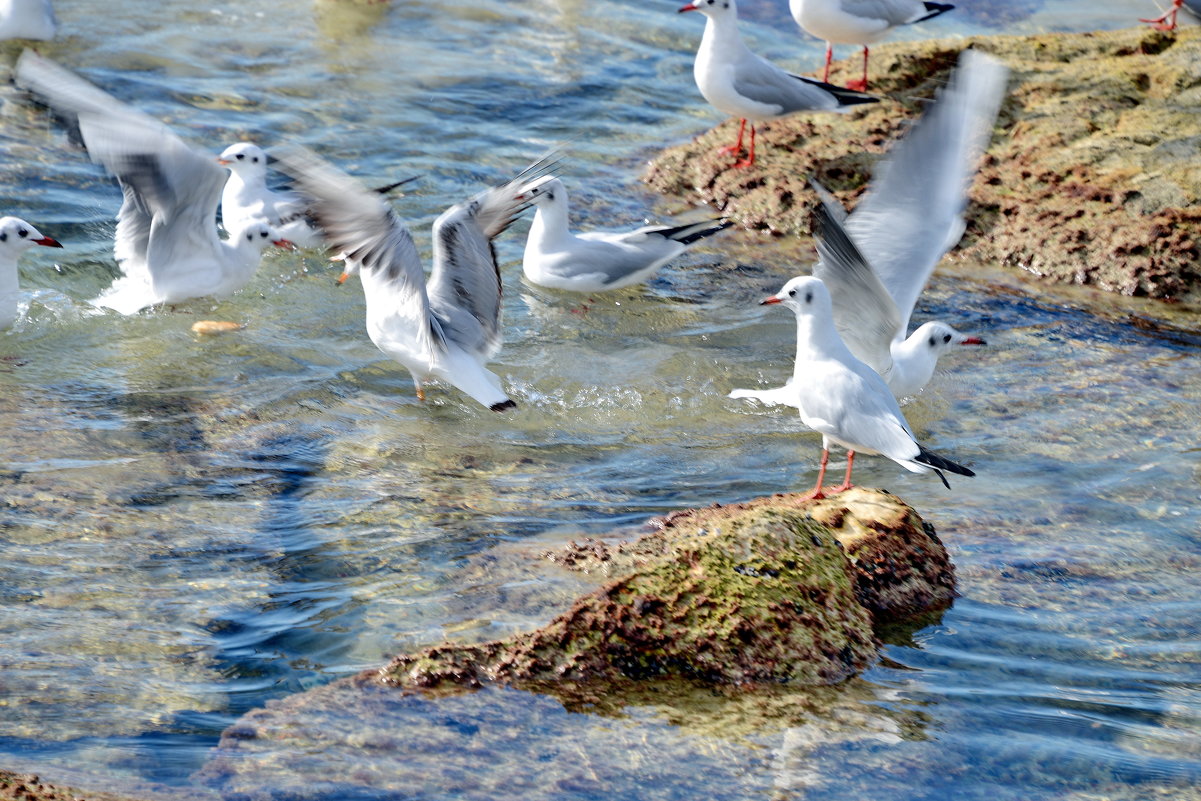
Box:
[252,157,259,163]
[0,233,7,242]
[17,229,27,238]
[236,153,245,160]
[805,291,813,303]
[246,233,253,242]
[929,336,937,347]
[943,333,952,343]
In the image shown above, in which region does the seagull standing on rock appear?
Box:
[273,145,554,412]
[790,0,954,91]
[729,209,974,499]
[518,175,730,292]
[0,217,63,329]
[679,0,878,168]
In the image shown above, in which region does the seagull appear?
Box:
[678,0,877,168]
[218,142,324,248]
[811,49,1007,398]
[14,51,292,315]
[0,216,63,329]
[1140,0,1201,30]
[272,145,553,412]
[729,263,974,500]
[517,175,730,292]
[790,0,954,91]
[0,0,57,41]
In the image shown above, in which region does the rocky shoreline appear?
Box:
[645,26,1201,301]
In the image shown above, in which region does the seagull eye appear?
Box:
[261,231,269,238]
[943,333,952,343]
[17,229,27,238]
[788,289,796,297]
[236,154,245,160]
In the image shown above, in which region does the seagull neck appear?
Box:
[699,12,746,64]
[889,333,939,396]
[793,312,854,376]
[0,255,18,300]
[528,200,571,246]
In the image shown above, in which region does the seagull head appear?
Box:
[0,216,63,258]
[516,175,564,207]
[217,142,269,177]
[234,223,291,251]
[678,0,736,18]
[760,275,830,317]
[911,320,987,353]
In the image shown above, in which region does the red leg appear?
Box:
[733,124,757,168]
[830,450,855,494]
[1141,0,1183,30]
[801,448,830,501]
[846,47,869,92]
[718,118,747,155]
[822,42,833,83]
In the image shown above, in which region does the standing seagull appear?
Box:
[729,265,974,499]
[791,0,954,91]
[1140,0,1201,30]
[679,0,877,168]
[272,145,551,412]
[811,49,1007,398]
[218,142,323,248]
[14,51,291,314]
[518,175,730,292]
[0,0,56,40]
[0,216,63,329]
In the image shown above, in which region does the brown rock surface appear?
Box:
[645,27,1201,300]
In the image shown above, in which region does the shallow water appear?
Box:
[0,0,1199,798]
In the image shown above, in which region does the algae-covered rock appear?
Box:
[0,771,147,801]
[383,506,878,689]
[645,26,1201,300]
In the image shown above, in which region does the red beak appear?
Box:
[959,337,986,345]
[678,3,698,11]
[216,158,232,165]
[759,296,781,305]
[34,236,63,249]
[273,238,296,250]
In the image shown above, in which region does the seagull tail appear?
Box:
[792,75,880,108]
[657,218,733,246]
[917,2,955,23]
[914,445,975,488]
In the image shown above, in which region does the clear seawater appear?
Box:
[0,0,1198,798]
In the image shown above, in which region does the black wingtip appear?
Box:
[915,445,975,485]
[490,399,517,412]
[659,217,734,246]
[794,74,881,107]
[918,2,955,22]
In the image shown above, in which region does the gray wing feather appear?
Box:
[843,50,1008,333]
[811,192,901,378]
[839,0,932,25]
[732,56,849,114]
[270,144,444,358]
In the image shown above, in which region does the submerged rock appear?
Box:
[645,26,1201,300]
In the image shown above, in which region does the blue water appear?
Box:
[1,0,1199,798]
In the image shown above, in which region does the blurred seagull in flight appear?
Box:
[790,0,954,91]
[272,145,554,412]
[15,51,292,314]
[730,212,975,499]
[0,216,63,329]
[518,175,730,292]
[679,0,877,168]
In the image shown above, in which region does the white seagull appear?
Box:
[272,145,552,412]
[0,0,57,41]
[790,0,954,91]
[517,175,730,292]
[218,142,324,248]
[0,216,63,329]
[679,0,877,168]
[811,49,1007,398]
[729,263,974,499]
[14,51,291,315]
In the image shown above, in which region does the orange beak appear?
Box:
[759,296,781,305]
[678,2,698,10]
[273,238,296,250]
[34,236,63,248]
[217,158,232,165]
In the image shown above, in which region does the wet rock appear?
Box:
[645,27,1201,300]
[0,771,145,801]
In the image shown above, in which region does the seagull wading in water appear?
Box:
[809,49,1007,398]
[273,145,553,412]
[217,142,324,248]
[15,51,292,314]
[729,207,974,499]
[679,0,877,168]
[790,0,954,91]
[517,175,730,292]
[0,217,63,329]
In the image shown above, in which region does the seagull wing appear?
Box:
[839,0,938,25]
[843,49,1008,333]
[733,53,878,114]
[271,144,444,359]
